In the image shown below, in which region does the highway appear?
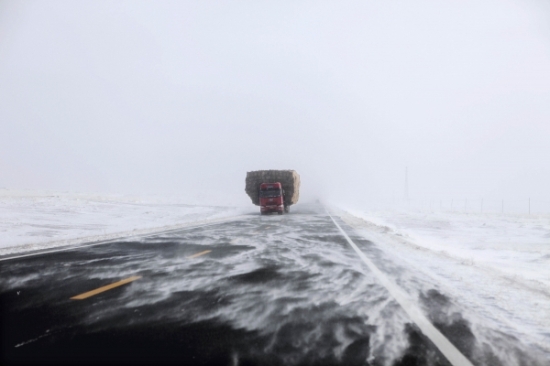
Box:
[0,203,545,365]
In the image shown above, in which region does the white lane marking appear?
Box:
[327,211,475,366]
[14,330,54,348]
[0,215,247,262]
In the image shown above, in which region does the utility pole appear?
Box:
[405,167,409,202]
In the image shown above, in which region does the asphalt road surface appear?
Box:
[0,203,546,365]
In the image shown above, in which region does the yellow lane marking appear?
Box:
[187,250,211,259]
[70,276,141,300]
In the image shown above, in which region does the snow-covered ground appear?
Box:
[344,209,550,291]
[339,207,550,363]
[0,190,244,256]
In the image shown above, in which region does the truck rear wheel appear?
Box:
[284,206,290,213]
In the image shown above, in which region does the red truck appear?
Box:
[245,170,300,215]
[259,182,286,215]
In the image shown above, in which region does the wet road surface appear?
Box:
[0,204,546,365]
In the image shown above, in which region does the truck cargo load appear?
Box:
[245,170,300,209]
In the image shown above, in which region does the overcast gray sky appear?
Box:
[1,0,549,207]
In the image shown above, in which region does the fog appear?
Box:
[1,0,550,208]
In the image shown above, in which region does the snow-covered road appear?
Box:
[1,202,548,365]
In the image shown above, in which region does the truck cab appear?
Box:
[259,182,285,215]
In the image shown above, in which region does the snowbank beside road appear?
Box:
[0,190,245,256]
[344,209,550,290]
